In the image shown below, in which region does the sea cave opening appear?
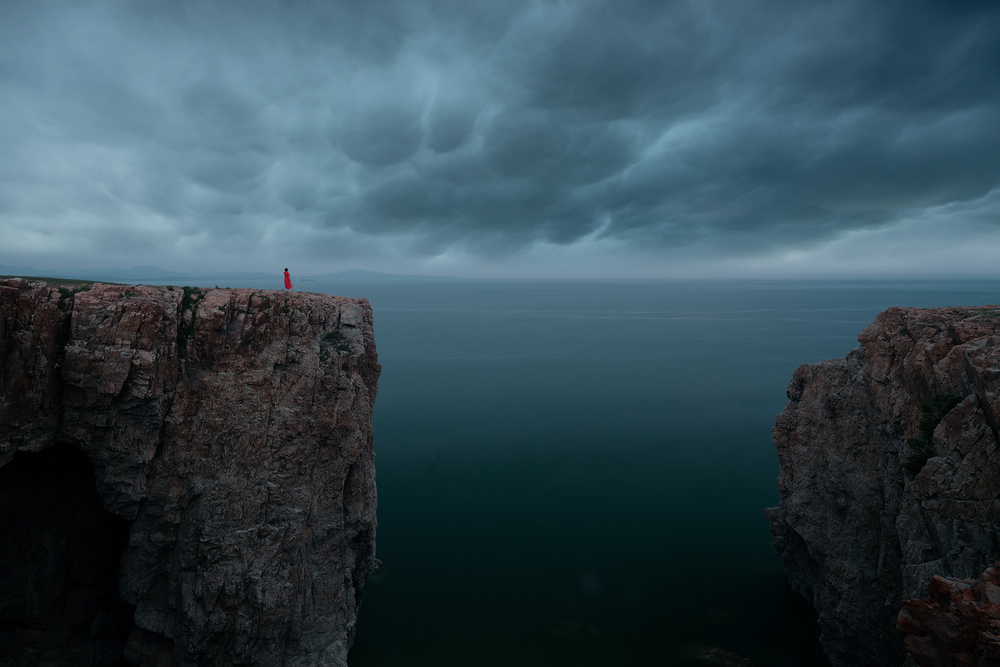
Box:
[0,443,135,666]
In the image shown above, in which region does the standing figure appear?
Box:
[284,268,293,290]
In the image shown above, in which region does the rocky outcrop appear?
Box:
[897,562,1000,666]
[765,306,1000,667]
[0,278,380,666]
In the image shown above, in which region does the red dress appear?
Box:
[284,271,292,289]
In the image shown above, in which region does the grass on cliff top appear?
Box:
[0,275,121,287]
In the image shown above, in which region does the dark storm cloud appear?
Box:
[1,0,999,268]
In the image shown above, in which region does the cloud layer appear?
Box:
[2,0,999,276]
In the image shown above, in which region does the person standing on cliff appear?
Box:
[284,268,293,290]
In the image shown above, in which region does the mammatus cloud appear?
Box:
[1,0,998,277]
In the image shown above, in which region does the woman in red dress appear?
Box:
[284,268,293,289]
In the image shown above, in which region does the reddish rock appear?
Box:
[898,564,1000,667]
[0,279,380,666]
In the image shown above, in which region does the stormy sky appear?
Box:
[2,0,999,278]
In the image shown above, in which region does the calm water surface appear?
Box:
[292,279,1000,666]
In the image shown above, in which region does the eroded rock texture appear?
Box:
[765,306,1000,667]
[897,562,1000,666]
[0,278,380,666]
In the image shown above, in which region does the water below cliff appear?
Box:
[166,277,1000,665]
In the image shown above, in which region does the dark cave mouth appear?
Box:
[0,443,135,666]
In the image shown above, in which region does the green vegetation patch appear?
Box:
[321,329,353,355]
[181,286,204,313]
[179,286,206,349]
[57,287,74,310]
[51,283,92,309]
[904,393,963,477]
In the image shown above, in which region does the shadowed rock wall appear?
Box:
[766,306,1000,667]
[0,278,380,666]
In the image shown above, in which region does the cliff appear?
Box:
[897,563,1000,665]
[0,278,380,666]
[765,306,1000,666]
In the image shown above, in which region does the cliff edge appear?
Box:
[765,305,1000,666]
[0,278,380,666]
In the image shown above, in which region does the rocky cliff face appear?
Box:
[766,306,1000,667]
[0,278,380,666]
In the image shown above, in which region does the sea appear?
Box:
[191,278,1000,665]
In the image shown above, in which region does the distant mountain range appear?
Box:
[0,264,463,284]
[303,269,462,282]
